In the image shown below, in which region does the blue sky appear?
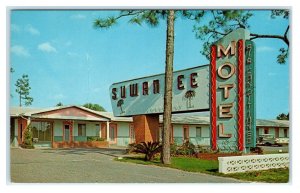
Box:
[9,10,289,119]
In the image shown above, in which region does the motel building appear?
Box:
[10,105,289,149]
[10,29,290,152]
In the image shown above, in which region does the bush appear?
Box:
[87,136,105,141]
[170,143,178,156]
[170,141,196,156]
[176,141,195,156]
[250,146,264,154]
[21,125,34,149]
[196,145,211,153]
[126,143,136,154]
[132,141,162,161]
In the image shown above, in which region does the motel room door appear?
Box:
[109,124,117,144]
[64,124,70,142]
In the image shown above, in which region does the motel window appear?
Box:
[78,124,86,136]
[31,121,52,142]
[196,127,202,138]
[109,124,117,142]
[95,124,100,137]
[264,128,269,134]
[183,126,189,140]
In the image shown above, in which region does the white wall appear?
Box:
[189,126,196,137]
[258,128,264,135]
[173,124,183,137]
[201,126,210,137]
[86,123,97,136]
[269,128,275,136]
[172,124,210,138]
[117,122,130,137]
[53,120,63,136]
[279,128,284,138]
[73,121,101,136]
[116,122,130,146]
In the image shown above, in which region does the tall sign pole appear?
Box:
[210,29,256,153]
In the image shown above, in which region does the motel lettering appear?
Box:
[111,73,199,100]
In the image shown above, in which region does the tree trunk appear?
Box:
[161,10,175,165]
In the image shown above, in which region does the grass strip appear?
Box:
[116,156,289,183]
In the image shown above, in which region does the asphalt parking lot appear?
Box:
[10,148,242,183]
[258,145,289,154]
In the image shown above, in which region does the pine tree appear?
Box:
[15,74,33,106]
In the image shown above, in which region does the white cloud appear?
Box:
[25,25,40,35]
[11,45,30,57]
[257,46,275,52]
[11,24,21,32]
[53,94,65,100]
[38,42,57,53]
[70,14,86,20]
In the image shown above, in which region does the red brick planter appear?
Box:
[195,152,242,160]
[52,141,109,148]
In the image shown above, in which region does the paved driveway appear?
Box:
[10,148,242,183]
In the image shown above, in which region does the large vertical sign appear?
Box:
[210,29,253,152]
[245,40,256,148]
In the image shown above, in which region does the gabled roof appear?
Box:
[10,105,110,122]
[256,119,289,127]
[78,108,133,122]
[10,106,44,117]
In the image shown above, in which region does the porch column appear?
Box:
[27,117,31,127]
[106,121,110,142]
[133,115,159,144]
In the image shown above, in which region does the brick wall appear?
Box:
[17,118,28,145]
[133,115,159,143]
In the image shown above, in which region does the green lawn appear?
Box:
[117,156,289,183]
[224,168,289,183]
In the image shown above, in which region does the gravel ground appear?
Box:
[10,148,243,183]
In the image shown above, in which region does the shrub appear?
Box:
[126,143,137,154]
[21,125,34,149]
[196,145,211,153]
[87,136,105,141]
[132,141,162,161]
[170,143,178,156]
[176,141,195,156]
[250,146,264,154]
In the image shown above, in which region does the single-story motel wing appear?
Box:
[10,105,289,149]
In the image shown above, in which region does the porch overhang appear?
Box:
[30,115,110,122]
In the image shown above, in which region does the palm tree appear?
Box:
[184,90,196,108]
[117,99,125,114]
